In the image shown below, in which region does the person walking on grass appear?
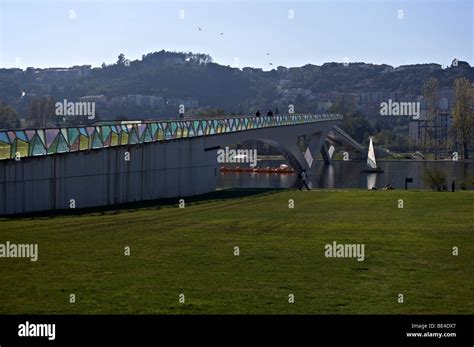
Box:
[298,169,310,191]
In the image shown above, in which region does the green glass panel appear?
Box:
[121,132,129,144]
[31,137,47,156]
[156,129,164,141]
[129,129,139,144]
[0,142,11,159]
[160,123,168,134]
[196,124,203,136]
[171,123,177,135]
[166,126,173,140]
[111,133,119,146]
[150,123,158,138]
[68,128,79,145]
[91,133,102,148]
[47,137,59,154]
[79,135,89,150]
[102,126,112,141]
[61,128,69,144]
[57,134,69,153]
[188,126,195,137]
[143,128,152,142]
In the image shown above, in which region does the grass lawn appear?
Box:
[0,189,473,314]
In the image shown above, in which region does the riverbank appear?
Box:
[0,189,472,314]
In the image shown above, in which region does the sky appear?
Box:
[0,0,472,70]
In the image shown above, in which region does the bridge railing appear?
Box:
[0,114,342,160]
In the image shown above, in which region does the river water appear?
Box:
[218,160,474,190]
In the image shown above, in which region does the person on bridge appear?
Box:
[255,110,261,117]
[298,169,311,191]
[267,109,274,117]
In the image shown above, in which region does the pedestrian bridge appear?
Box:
[0,114,362,214]
[0,114,342,160]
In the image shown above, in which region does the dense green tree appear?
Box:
[452,77,474,159]
[422,78,439,156]
[27,97,56,127]
[0,103,21,129]
[329,95,373,143]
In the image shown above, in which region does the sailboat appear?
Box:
[362,137,384,173]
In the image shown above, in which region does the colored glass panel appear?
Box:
[129,129,139,144]
[150,123,158,138]
[7,131,16,143]
[0,132,9,144]
[57,135,69,153]
[25,130,36,141]
[110,132,119,146]
[102,132,112,147]
[143,127,153,142]
[102,126,112,142]
[45,129,59,148]
[0,142,11,159]
[68,128,80,146]
[196,124,203,136]
[47,137,59,154]
[137,124,147,139]
[79,135,89,150]
[60,129,69,144]
[91,133,103,148]
[70,136,80,152]
[156,129,165,141]
[31,137,46,156]
[120,132,129,145]
[86,127,95,136]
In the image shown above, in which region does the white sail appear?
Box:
[367,173,377,190]
[367,137,377,169]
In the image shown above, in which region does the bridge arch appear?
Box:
[202,119,341,174]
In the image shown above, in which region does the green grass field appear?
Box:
[0,189,473,314]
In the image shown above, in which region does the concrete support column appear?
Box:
[305,131,329,171]
[320,142,332,165]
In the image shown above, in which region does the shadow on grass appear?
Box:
[0,188,285,221]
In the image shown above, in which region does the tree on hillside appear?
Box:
[27,97,56,127]
[422,78,439,157]
[329,95,373,143]
[329,94,357,116]
[0,103,21,129]
[117,53,126,65]
[452,77,474,159]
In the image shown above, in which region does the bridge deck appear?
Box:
[0,114,342,160]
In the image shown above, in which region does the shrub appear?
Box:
[422,167,447,191]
